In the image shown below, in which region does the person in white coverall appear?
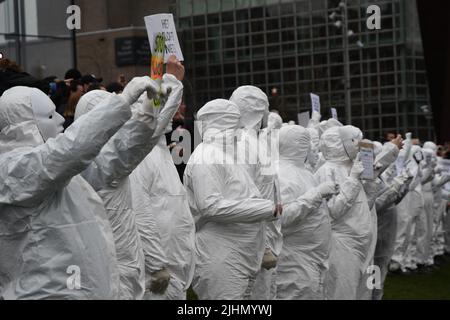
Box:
[420,145,438,268]
[426,146,450,258]
[184,99,280,300]
[0,83,153,299]
[251,111,284,300]
[275,125,338,299]
[391,145,425,273]
[230,86,282,300]
[315,126,373,300]
[359,138,413,299]
[129,73,195,300]
[74,65,185,299]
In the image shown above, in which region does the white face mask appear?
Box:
[339,127,361,160]
[30,89,65,141]
[414,151,423,163]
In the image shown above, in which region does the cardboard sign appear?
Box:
[298,112,310,128]
[359,141,375,180]
[331,108,338,120]
[144,13,184,63]
[310,93,321,114]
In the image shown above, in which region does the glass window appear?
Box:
[280,3,294,16]
[207,0,220,13]
[251,6,264,19]
[252,46,265,57]
[266,18,280,31]
[252,33,265,46]
[252,60,265,71]
[253,73,266,85]
[266,31,280,44]
[268,58,281,70]
[222,24,235,36]
[236,9,249,20]
[237,35,250,47]
[180,0,193,17]
[251,20,264,32]
[266,5,279,17]
[193,15,205,26]
[236,22,250,33]
[208,26,221,38]
[223,63,236,75]
[283,56,296,68]
[221,0,235,11]
[207,13,220,24]
[222,37,235,49]
[269,72,281,83]
[193,0,206,15]
[281,16,295,29]
[282,30,295,42]
[221,11,234,23]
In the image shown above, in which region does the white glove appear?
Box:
[147,268,171,295]
[121,76,159,105]
[153,74,184,137]
[316,181,340,199]
[261,248,277,270]
[350,156,364,179]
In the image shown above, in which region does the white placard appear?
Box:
[359,142,375,180]
[396,155,405,175]
[310,93,321,114]
[331,108,338,120]
[144,13,184,63]
[298,112,310,128]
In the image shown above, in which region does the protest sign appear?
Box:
[359,141,375,180]
[144,13,184,63]
[331,108,338,120]
[310,93,321,114]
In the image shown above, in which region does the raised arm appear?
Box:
[0,93,131,207]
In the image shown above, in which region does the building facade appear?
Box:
[0,0,75,79]
[173,0,434,141]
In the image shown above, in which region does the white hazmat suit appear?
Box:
[275,125,336,299]
[0,86,138,299]
[184,99,278,300]
[230,86,282,300]
[315,126,374,300]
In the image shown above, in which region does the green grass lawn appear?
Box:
[187,257,450,300]
[383,257,450,300]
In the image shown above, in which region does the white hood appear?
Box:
[75,90,112,120]
[0,86,45,154]
[229,85,269,130]
[197,99,240,141]
[279,125,310,163]
[320,126,362,163]
[267,112,283,131]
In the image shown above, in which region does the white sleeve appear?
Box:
[0,94,131,207]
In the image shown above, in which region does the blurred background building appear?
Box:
[174,0,434,141]
[0,0,75,79]
[0,0,444,142]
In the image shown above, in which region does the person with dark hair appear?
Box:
[106,82,124,94]
[81,74,103,93]
[87,82,106,92]
[0,58,49,96]
[64,68,82,81]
